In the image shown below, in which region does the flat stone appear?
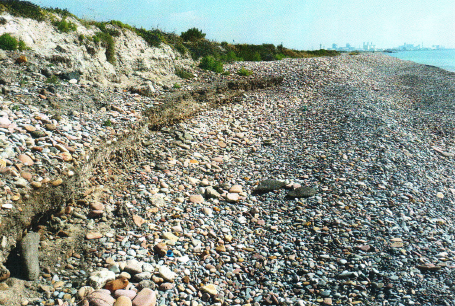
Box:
[24,125,36,132]
[105,277,129,292]
[153,243,168,257]
[215,245,226,252]
[133,272,152,281]
[229,184,243,193]
[113,295,133,306]
[20,172,32,181]
[132,288,156,306]
[217,141,227,148]
[86,232,103,240]
[89,270,116,289]
[114,289,137,300]
[125,259,143,275]
[287,186,317,198]
[226,193,239,202]
[30,130,47,138]
[86,289,115,306]
[189,194,204,203]
[162,232,178,243]
[205,186,220,199]
[51,178,63,186]
[253,179,286,193]
[159,266,176,282]
[114,296,132,306]
[90,202,105,211]
[18,154,34,166]
[78,286,95,299]
[31,181,42,188]
[59,152,72,161]
[20,232,40,280]
[158,283,174,291]
[201,284,218,295]
[417,264,442,272]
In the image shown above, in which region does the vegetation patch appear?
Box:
[0,33,19,51]
[54,17,77,33]
[94,32,116,65]
[199,56,224,73]
[237,67,253,76]
[45,75,59,84]
[175,68,194,79]
[0,1,45,21]
[0,33,28,51]
[173,83,181,89]
[181,28,206,42]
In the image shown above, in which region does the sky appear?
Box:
[28,0,455,50]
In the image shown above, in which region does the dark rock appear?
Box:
[253,179,286,194]
[60,71,81,81]
[40,68,52,78]
[30,130,47,138]
[20,232,40,280]
[287,187,317,198]
[137,280,156,291]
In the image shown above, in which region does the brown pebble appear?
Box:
[21,172,32,181]
[51,178,63,186]
[189,194,204,204]
[105,276,129,292]
[18,154,34,166]
[31,181,42,188]
[114,296,132,306]
[86,232,103,240]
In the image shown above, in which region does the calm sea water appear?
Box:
[386,49,455,72]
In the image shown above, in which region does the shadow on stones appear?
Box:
[4,246,24,279]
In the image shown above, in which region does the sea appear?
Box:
[386,49,455,73]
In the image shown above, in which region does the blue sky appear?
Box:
[28,0,455,49]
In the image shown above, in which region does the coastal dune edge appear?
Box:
[0,52,454,305]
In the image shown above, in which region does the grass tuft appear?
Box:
[237,67,253,76]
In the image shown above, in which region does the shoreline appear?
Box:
[1,53,455,305]
[385,49,455,73]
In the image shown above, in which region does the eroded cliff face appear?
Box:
[0,12,193,89]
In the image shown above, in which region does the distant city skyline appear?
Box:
[26,0,455,50]
[326,42,448,52]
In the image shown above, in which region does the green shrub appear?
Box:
[175,68,194,79]
[54,17,77,33]
[173,83,181,89]
[275,53,286,60]
[174,43,187,55]
[199,56,223,73]
[95,32,115,64]
[2,1,45,21]
[45,75,59,84]
[222,50,241,63]
[18,40,28,51]
[103,119,112,127]
[0,33,18,51]
[186,39,222,60]
[181,28,206,42]
[135,28,162,47]
[237,67,253,76]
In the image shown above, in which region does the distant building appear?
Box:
[363,42,376,51]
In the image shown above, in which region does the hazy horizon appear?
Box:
[25,0,455,50]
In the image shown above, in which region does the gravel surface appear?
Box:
[4,53,455,306]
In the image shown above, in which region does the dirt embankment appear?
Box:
[0,74,283,282]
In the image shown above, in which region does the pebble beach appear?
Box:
[2,53,455,306]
